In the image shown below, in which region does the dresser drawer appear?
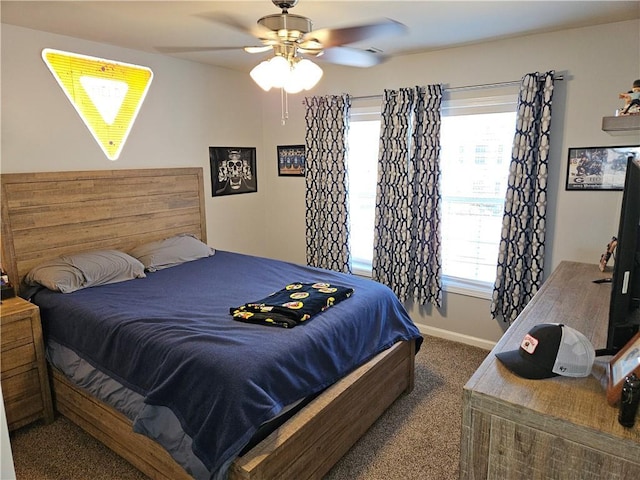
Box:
[1,341,36,373]
[2,368,44,430]
[0,316,33,350]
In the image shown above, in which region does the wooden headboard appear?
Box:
[1,168,207,294]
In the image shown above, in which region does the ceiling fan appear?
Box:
[232,0,408,68]
[161,0,407,69]
[160,0,406,102]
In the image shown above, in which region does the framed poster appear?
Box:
[277,145,305,177]
[607,331,640,405]
[209,147,257,196]
[565,145,640,191]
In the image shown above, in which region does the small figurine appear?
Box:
[619,79,640,115]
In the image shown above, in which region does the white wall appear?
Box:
[258,19,640,346]
[2,20,640,347]
[0,24,267,256]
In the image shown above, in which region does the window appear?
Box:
[347,107,380,275]
[347,94,517,298]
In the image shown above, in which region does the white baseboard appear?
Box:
[417,324,496,351]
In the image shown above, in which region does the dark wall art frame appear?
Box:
[209,146,257,196]
[566,145,640,191]
[277,144,306,177]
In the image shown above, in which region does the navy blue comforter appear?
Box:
[32,251,423,478]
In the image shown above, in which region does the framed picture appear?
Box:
[606,331,640,405]
[277,145,306,177]
[566,145,640,191]
[209,146,257,196]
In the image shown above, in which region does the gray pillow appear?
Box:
[24,250,146,293]
[128,234,215,272]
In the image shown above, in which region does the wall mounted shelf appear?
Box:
[602,115,640,136]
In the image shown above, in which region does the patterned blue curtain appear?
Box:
[491,71,555,323]
[372,85,443,306]
[304,94,352,273]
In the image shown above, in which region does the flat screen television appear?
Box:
[605,157,640,355]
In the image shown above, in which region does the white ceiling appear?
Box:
[2,1,639,71]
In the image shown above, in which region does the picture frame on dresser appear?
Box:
[607,331,640,405]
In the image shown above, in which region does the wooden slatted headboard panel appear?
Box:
[1,168,207,294]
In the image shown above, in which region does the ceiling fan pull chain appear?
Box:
[281,88,290,125]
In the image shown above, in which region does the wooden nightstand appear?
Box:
[1,296,54,431]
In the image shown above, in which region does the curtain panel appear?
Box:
[491,71,555,323]
[372,85,443,307]
[304,94,352,273]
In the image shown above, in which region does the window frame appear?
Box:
[347,105,382,276]
[439,93,517,298]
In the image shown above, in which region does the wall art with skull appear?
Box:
[209,146,257,196]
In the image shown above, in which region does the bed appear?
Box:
[1,168,422,480]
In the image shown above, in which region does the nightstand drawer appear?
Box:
[0,317,33,350]
[2,368,43,430]
[1,341,36,373]
[0,296,54,430]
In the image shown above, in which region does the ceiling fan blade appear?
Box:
[301,18,406,49]
[244,45,274,54]
[196,12,278,42]
[314,46,388,68]
[297,47,324,57]
[156,46,244,54]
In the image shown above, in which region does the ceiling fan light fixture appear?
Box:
[249,60,274,91]
[283,59,307,94]
[250,55,322,94]
[266,55,290,88]
[295,58,323,90]
[283,76,305,94]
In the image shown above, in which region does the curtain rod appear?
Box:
[351,75,564,101]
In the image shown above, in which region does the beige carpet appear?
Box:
[10,335,489,480]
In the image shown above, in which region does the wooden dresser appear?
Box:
[460,261,640,479]
[1,296,54,431]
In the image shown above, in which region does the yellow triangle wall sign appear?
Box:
[42,48,153,160]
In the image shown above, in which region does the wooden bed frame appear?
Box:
[1,168,416,480]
